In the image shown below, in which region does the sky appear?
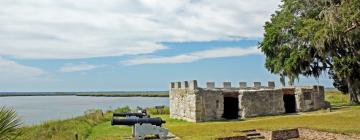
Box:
[0,0,333,92]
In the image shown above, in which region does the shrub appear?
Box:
[113,106,131,113]
[146,106,170,115]
[0,106,22,140]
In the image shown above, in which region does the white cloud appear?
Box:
[59,63,102,73]
[0,0,280,59]
[0,57,46,80]
[122,47,261,65]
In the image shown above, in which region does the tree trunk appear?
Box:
[347,78,360,104]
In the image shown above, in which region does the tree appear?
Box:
[0,106,22,140]
[259,0,360,104]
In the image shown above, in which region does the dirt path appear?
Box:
[258,128,360,140]
[297,128,360,140]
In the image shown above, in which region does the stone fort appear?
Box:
[169,80,330,122]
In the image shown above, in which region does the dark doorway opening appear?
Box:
[283,94,296,113]
[222,97,239,119]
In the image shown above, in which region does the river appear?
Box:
[0,96,169,125]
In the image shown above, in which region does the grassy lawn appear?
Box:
[17,90,360,140]
[88,106,360,140]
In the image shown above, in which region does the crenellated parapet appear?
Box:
[169,79,328,122]
[170,80,276,91]
[170,80,198,90]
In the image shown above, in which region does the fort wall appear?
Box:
[169,80,329,122]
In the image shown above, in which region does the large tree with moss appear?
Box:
[259,0,360,104]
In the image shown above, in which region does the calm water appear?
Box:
[0,96,169,125]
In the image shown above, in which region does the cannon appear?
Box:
[112,117,165,126]
[112,112,149,118]
[111,117,169,140]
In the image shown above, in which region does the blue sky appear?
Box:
[0,0,332,91]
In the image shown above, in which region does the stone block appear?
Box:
[223,82,231,89]
[207,82,215,89]
[170,82,175,89]
[268,81,275,89]
[239,82,247,89]
[254,82,261,88]
[182,81,189,89]
[189,80,198,90]
[174,82,181,89]
[270,128,299,140]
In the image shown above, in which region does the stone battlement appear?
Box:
[169,79,329,122]
[170,80,276,90]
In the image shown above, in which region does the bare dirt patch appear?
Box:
[258,128,360,140]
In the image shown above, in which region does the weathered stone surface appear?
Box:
[189,80,198,90]
[182,81,189,89]
[253,82,261,88]
[270,128,299,140]
[170,80,326,122]
[294,86,326,112]
[169,88,197,122]
[239,89,285,118]
[196,89,224,122]
[223,82,231,89]
[170,82,175,89]
[239,82,247,89]
[174,82,181,89]
[268,81,275,89]
[207,82,215,89]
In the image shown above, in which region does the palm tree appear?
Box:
[0,106,22,140]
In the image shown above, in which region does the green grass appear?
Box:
[87,122,131,140]
[16,109,109,140]
[17,91,360,140]
[325,90,349,106]
[164,107,360,139]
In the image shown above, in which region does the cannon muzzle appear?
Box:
[111,117,166,126]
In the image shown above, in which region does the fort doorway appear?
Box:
[283,94,296,113]
[222,96,239,119]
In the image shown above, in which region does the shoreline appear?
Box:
[0,92,169,97]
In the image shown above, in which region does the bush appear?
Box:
[113,106,131,113]
[146,106,170,115]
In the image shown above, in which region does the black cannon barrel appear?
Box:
[113,112,147,118]
[111,117,166,126]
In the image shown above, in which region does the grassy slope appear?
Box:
[18,91,360,140]
[88,91,360,140]
[17,110,109,140]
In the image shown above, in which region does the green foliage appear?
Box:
[325,90,349,106]
[146,106,170,115]
[0,106,22,140]
[113,106,131,113]
[259,0,360,103]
